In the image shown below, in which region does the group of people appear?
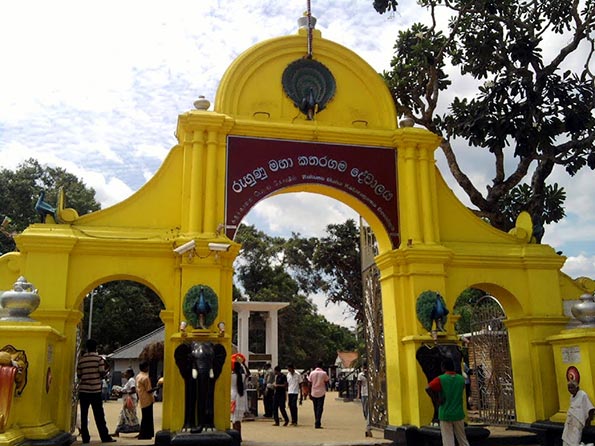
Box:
[258,361,330,429]
[79,341,595,446]
[77,339,159,443]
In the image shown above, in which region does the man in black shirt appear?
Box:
[272,366,290,426]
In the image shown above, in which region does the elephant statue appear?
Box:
[174,341,226,433]
[416,344,462,425]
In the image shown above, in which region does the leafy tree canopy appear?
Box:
[312,219,364,323]
[377,0,594,236]
[83,280,165,354]
[453,287,501,335]
[233,223,359,367]
[0,159,100,254]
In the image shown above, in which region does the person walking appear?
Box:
[425,357,470,446]
[136,361,155,440]
[263,363,275,418]
[231,354,249,440]
[113,368,140,436]
[308,361,329,429]
[77,339,115,444]
[357,362,372,437]
[286,364,302,425]
[272,366,290,426]
[562,380,595,446]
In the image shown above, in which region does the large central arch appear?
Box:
[0,22,593,446]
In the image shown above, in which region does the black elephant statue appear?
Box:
[416,344,462,424]
[174,341,227,433]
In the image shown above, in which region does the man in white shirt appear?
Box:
[562,380,595,446]
[287,364,303,426]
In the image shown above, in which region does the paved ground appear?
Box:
[74,392,539,446]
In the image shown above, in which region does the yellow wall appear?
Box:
[0,24,593,444]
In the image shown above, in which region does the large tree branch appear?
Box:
[553,132,595,164]
[542,2,590,75]
[439,139,488,209]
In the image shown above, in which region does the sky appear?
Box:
[0,1,594,329]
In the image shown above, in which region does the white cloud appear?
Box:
[250,193,358,237]
[311,291,356,330]
[134,144,170,161]
[562,254,595,279]
[1,0,593,328]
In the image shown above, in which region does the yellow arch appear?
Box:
[0,22,592,445]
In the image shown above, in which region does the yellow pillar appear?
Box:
[547,328,595,423]
[418,144,436,244]
[203,129,219,234]
[189,130,206,234]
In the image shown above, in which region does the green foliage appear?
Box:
[453,288,501,334]
[496,183,566,233]
[0,159,100,254]
[378,0,593,235]
[234,224,357,368]
[383,23,451,118]
[83,281,165,354]
[313,219,364,323]
[453,288,485,334]
[373,0,398,14]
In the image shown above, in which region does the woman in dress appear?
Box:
[231,355,249,440]
[113,368,140,436]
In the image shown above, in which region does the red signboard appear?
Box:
[225,136,399,247]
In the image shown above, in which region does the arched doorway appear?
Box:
[72,280,165,433]
[469,295,515,425]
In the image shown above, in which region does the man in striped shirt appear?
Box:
[77,339,115,444]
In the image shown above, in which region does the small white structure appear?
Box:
[233,301,288,367]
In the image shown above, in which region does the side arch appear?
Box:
[71,274,167,311]
[452,283,524,318]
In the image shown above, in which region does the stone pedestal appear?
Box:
[155,429,240,446]
[546,328,595,422]
[0,322,69,446]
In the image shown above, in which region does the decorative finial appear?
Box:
[399,117,415,127]
[0,276,40,322]
[194,95,211,111]
[570,293,595,327]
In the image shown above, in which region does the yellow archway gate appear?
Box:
[0,24,593,446]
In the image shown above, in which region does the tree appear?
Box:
[0,159,101,254]
[376,0,594,236]
[83,280,165,354]
[313,219,364,323]
[453,287,501,335]
[233,224,357,367]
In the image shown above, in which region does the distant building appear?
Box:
[108,326,164,386]
[335,351,358,371]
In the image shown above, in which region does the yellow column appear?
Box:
[418,145,436,244]
[203,129,218,234]
[189,130,205,234]
[400,144,422,244]
[377,252,405,426]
